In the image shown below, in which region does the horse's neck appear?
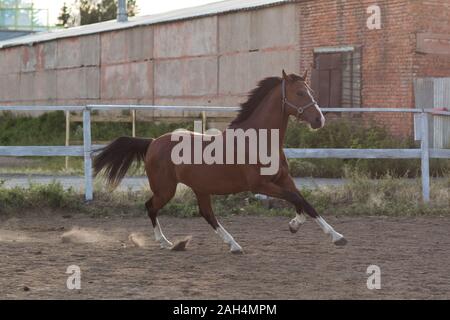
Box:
[234,86,288,146]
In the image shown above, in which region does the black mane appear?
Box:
[230,74,303,126]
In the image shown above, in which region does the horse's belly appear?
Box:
[176,164,249,194]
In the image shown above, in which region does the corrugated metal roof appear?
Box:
[0,0,294,49]
[0,30,35,41]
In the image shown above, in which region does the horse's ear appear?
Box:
[302,70,308,81]
[282,69,289,81]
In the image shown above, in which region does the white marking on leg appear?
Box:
[153,218,173,249]
[289,213,306,233]
[315,216,345,244]
[215,223,243,253]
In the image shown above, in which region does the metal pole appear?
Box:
[131,109,136,137]
[83,108,93,201]
[65,111,70,170]
[117,0,128,22]
[420,112,430,203]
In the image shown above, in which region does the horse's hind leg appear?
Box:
[195,192,243,254]
[255,179,347,246]
[145,189,176,249]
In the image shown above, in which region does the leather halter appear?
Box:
[281,78,317,119]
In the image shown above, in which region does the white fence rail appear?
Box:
[1,105,449,202]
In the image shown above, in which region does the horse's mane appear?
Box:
[230,74,303,126]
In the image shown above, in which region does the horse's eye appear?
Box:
[296,91,304,97]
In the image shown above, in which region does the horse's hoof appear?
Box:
[159,241,173,249]
[333,237,348,246]
[230,245,243,254]
[288,220,300,233]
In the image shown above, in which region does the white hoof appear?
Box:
[230,243,243,254]
[331,233,347,246]
[289,219,301,233]
[159,239,173,249]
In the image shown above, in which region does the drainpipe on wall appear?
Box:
[117,0,128,22]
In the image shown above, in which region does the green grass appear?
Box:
[0,180,82,213]
[1,174,448,217]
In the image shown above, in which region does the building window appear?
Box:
[311,46,361,108]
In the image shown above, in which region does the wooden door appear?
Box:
[311,53,342,108]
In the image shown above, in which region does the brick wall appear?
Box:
[298,0,422,137]
[411,1,450,80]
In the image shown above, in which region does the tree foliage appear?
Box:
[57,2,71,27]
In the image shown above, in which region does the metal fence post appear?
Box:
[420,111,430,202]
[131,109,136,137]
[83,107,93,201]
[65,110,70,170]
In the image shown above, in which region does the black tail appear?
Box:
[93,137,153,189]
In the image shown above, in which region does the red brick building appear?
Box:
[299,0,450,136]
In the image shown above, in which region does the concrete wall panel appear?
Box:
[101,61,153,100]
[57,35,100,69]
[57,67,99,100]
[21,42,57,73]
[155,95,247,111]
[19,71,57,101]
[154,57,217,97]
[0,47,21,75]
[220,50,298,95]
[153,16,217,58]
[219,11,251,53]
[219,53,251,94]
[0,73,20,101]
[101,26,153,64]
[250,50,299,83]
[250,5,298,49]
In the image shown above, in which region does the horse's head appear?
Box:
[281,70,325,129]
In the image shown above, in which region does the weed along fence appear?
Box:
[0,105,449,202]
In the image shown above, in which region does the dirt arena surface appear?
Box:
[1,212,450,299]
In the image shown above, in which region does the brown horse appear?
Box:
[93,70,347,253]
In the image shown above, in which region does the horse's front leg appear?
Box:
[269,174,307,233]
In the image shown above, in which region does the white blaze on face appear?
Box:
[306,86,325,128]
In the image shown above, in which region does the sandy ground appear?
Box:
[1,212,450,299]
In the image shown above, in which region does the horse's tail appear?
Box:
[93,136,153,189]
